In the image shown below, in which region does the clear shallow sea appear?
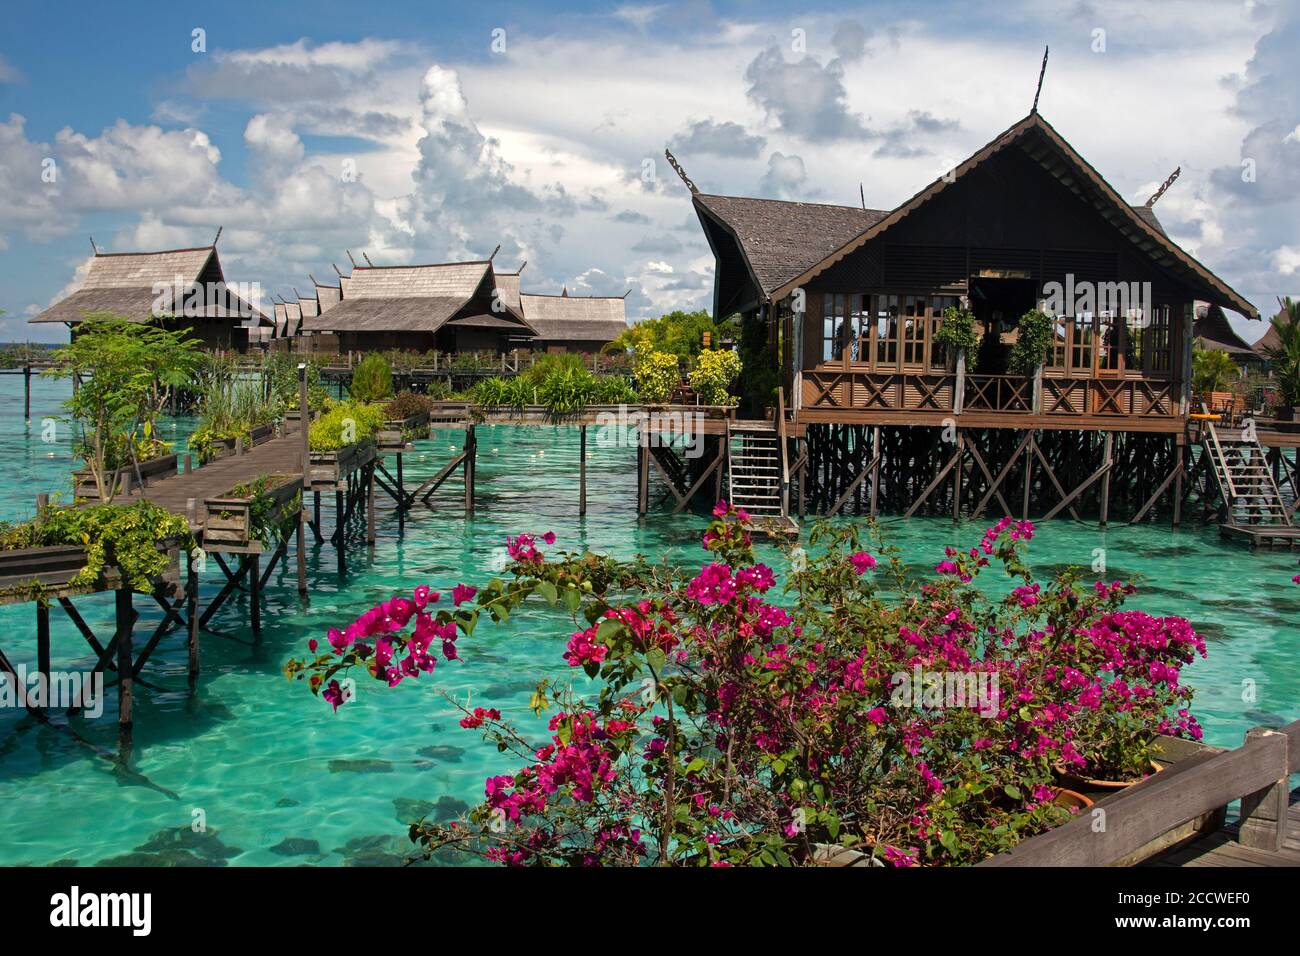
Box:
[0,373,1296,866]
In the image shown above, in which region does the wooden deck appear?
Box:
[1146,788,1300,867]
[116,425,311,528]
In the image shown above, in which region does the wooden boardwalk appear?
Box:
[118,425,310,527]
[1146,788,1300,867]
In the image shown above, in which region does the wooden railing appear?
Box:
[980,719,1299,866]
[964,374,1033,414]
[801,365,1179,420]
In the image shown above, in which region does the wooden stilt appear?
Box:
[579,425,588,516]
[296,508,308,596]
[312,491,322,541]
[24,364,31,421]
[187,560,200,679]
[464,425,477,515]
[336,489,346,578]
[366,462,377,545]
[1173,439,1184,527]
[36,600,50,707]
[1022,434,1034,519]
[1098,432,1114,528]
[396,452,406,532]
[115,586,134,755]
[869,426,881,517]
[249,554,261,638]
[952,432,964,524]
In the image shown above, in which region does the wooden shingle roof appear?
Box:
[519,292,628,343]
[694,195,887,298]
[29,244,272,326]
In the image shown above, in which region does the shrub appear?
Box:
[934,305,980,371]
[308,401,384,452]
[383,390,437,421]
[634,351,681,404]
[1191,346,1240,397]
[688,349,742,406]
[289,509,1206,867]
[349,354,394,403]
[1008,309,1055,376]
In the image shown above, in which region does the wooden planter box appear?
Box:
[0,539,182,606]
[202,422,278,463]
[73,453,178,500]
[308,438,377,490]
[203,475,302,552]
[378,411,431,451]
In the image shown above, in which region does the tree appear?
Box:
[46,315,202,502]
[1191,344,1240,397]
[1265,296,1300,407]
[606,310,731,362]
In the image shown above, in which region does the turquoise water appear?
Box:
[0,374,1296,866]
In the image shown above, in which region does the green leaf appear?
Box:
[538,580,558,605]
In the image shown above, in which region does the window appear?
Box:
[872,294,900,369]
[1070,314,1094,373]
[1143,305,1172,375]
[1046,315,1068,370]
[822,294,843,362]
[901,296,927,367]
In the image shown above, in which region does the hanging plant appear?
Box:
[934,306,980,372]
[1009,309,1055,376]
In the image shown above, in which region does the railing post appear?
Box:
[1031,364,1043,414]
[1238,727,1289,851]
[953,349,966,416]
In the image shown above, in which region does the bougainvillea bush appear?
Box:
[286,508,1206,867]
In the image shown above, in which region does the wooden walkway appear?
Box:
[119,425,309,527]
[1146,788,1300,867]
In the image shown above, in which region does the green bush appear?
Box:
[308,401,384,452]
[688,349,742,406]
[634,351,681,404]
[0,501,193,594]
[349,354,394,403]
[1008,309,1055,376]
[935,305,980,372]
[1191,346,1240,396]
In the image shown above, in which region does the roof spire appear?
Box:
[362,252,375,267]
[346,250,358,268]
[1145,166,1181,206]
[333,262,345,277]
[89,235,99,255]
[561,286,569,297]
[212,226,223,246]
[489,244,501,261]
[1031,45,1049,114]
[517,260,527,274]
[664,148,698,194]
[859,183,866,209]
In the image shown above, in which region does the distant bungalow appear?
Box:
[291,256,628,356]
[28,237,271,350]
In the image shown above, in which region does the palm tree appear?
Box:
[1265,296,1300,409]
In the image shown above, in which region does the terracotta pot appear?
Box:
[1054,759,1162,793]
[1051,787,1093,811]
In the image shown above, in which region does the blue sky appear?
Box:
[2,0,1296,341]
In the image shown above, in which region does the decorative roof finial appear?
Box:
[89,235,99,255]
[1032,45,1049,114]
[1145,166,1181,206]
[664,148,697,194]
[346,250,358,268]
[362,252,375,267]
[489,244,500,261]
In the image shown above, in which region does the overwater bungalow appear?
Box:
[27,239,272,351]
[678,110,1296,542]
[296,257,537,354]
[517,289,629,354]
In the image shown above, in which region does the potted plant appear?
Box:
[934,305,980,373]
[204,473,302,551]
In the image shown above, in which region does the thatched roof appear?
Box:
[519,292,628,344]
[29,245,271,327]
[494,271,522,312]
[1194,301,1257,357]
[300,260,536,336]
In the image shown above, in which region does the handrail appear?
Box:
[776,386,791,517]
[1205,421,1239,501]
[980,718,1298,866]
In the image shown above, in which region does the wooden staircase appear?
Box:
[728,424,783,518]
[1200,422,1300,548]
